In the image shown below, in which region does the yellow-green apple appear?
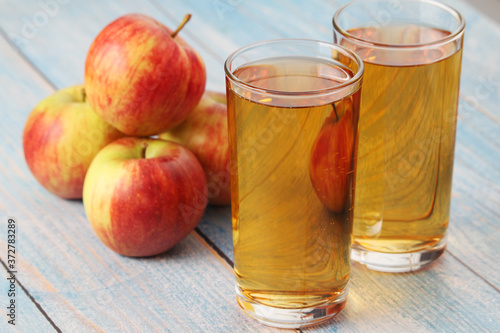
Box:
[159,91,230,205]
[309,98,356,213]
[84,13,206,136]
[83,137,208,257]
[22,85,125,199]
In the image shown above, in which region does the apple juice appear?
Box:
[342,25,462,255]
[226,57,360,310]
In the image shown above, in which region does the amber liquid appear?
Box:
[227,57,360,309]
[343,25,462,253]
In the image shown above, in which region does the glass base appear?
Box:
[235,285,347,329]
[351,242,446,273]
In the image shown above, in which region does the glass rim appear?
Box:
[224,38,364,97]
[332,0,466,49]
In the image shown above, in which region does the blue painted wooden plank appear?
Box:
[239,0,500,129]
[149,0,286,54]
[445,0,500,125]
[165,0,500,327]
[145,0,291,90]
[0,0,498,331]
[187,0,500,288]
[198,205,500,332]
[172,0,500,187]
[447,155,500,287]
[239,0,334,41]
[0,6,284,333]
[0,264,55,332]
[197,206,234,262]
[0,105,281,331]
[200,209,500,332]
[0,0,226,91]
[324,255,500,332]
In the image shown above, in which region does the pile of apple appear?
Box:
[22,14,230,257]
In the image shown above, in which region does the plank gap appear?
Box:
[0,257,62,333]
[193,228,303,333]
[446,249,500,293]
[194,227,234,268]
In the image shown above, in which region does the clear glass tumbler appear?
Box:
[333,0,465,272]
[224,39,363,328]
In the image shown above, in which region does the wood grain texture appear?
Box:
[0,0,498,331]
[0,0,225,91]
[199,207,500,332]
[323,257,500,333]
[153,0,500,287]
[0,3,282,331]
[0,262,56,333]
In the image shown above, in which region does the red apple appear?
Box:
[159,91,230,205]
[83,137,208,257]
[22,85,125,199]
[309,98,356,213]
[85,14,206,136]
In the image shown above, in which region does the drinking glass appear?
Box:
[333,0,465,272]
[224,39,363,328]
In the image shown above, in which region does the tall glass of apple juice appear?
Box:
[333,0,465,272]
[224,39,363,328]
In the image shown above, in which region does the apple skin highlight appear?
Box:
[160,91,231,205]
[23,85,125,199]
[84,14,206,136]
[83,137,208,257]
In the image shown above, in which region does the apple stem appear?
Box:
[171,14,192,38]
[140,142,148,159]
[81,88,86,103]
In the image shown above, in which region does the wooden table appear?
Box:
[1,0,499,332]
